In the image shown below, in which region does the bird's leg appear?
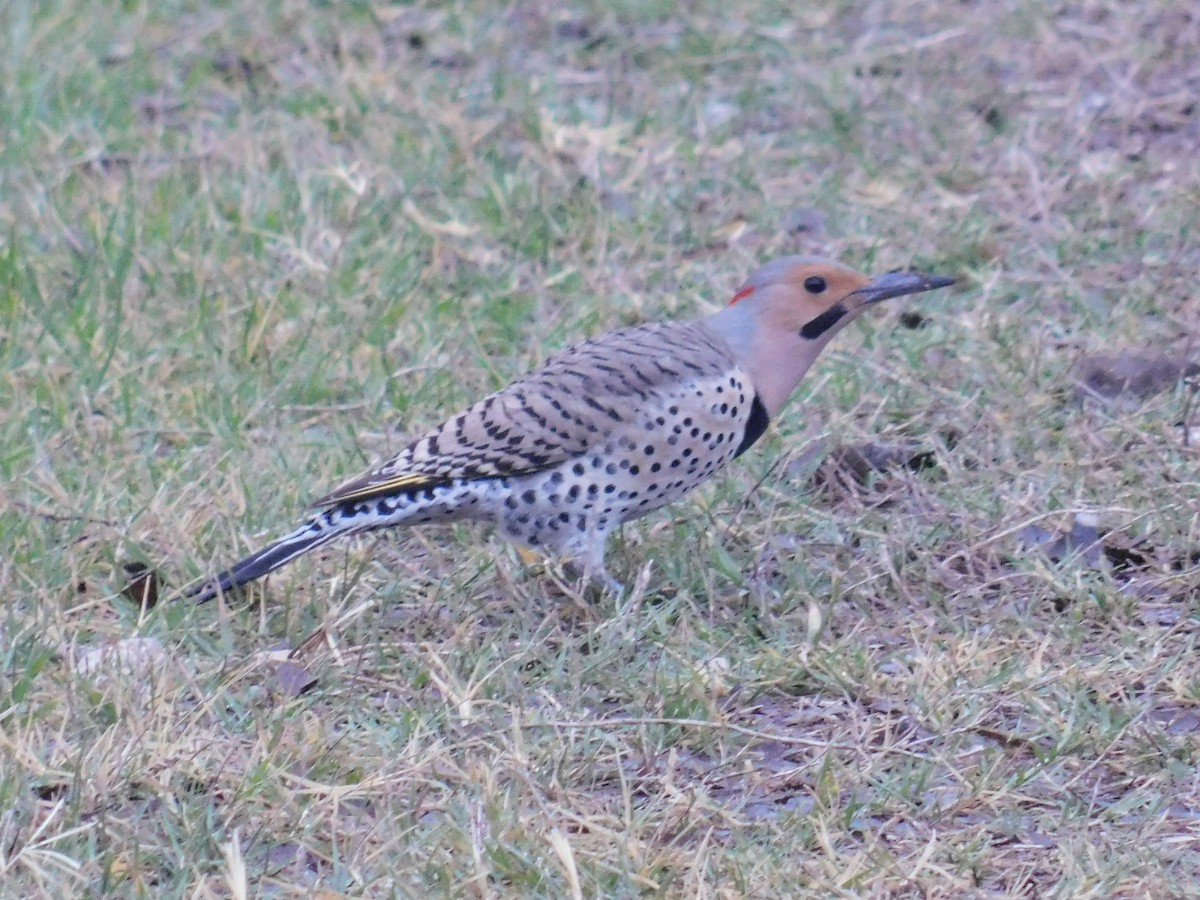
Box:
[585,564,625,597]
[513,541,621,597]
[575,535,624,596]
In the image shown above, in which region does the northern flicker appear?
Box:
[185,256,952,602]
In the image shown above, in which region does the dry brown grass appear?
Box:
[2,0,1199,895]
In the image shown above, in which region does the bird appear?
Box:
[184,256,953,603]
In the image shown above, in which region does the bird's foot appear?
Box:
[513,545,626,600]
[560,559,623,600]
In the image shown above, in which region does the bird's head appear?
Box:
[726,256,954,342]
[711,255,954,414]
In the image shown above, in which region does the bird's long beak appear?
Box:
[854,270,955,305]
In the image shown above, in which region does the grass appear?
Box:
[2,0,1199,895]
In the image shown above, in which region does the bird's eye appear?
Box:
[803,276,827,294]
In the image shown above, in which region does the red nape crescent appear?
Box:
[729,286,755,305]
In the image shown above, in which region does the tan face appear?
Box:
[733,261,953,340]
[733,262,871,338]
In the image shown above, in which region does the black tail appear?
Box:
[184,518,341,604]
